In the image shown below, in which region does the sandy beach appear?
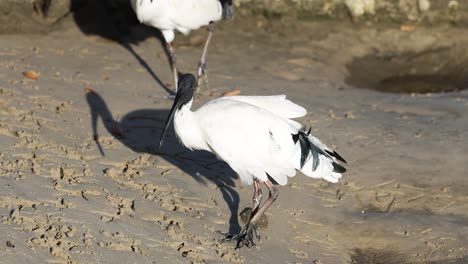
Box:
[0,13,467,264]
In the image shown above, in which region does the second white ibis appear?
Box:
[130,0,233,92]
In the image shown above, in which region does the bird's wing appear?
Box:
[222,95,307,119]
[196,99,301,186]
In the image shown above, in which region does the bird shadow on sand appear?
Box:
[70,0,175,96]
[85,88,242,234]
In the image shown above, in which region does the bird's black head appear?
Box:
[158,73,196,150]
[220,0,233,20]
[174,73,196,110]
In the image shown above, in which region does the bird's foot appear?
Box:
[222,223,260,249]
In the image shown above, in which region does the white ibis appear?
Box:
[130,0,233,92]
[159,74,347,248]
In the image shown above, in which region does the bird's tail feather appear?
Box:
[293,129,347,183]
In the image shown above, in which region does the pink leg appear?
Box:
[250,179,263,218]
[248,180,278,224]
[225,179,278,248]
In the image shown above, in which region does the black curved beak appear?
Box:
[158,73,196,151]
[158,98,182,151]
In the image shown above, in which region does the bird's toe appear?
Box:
[220,223,260,249]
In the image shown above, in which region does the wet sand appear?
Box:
[0,16,467,263]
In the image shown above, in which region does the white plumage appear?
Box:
[170,94,343,186]
[130,0,233,91]
[159,74,347,248]
[131,0,224,42]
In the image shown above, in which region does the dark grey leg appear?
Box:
[197,22,215,92]
[167,42,178,92]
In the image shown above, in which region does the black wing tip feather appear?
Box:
[292,133,300,144]
[325,150,347,164]
[332,162,346,173]
[299,135,311,169]
[293,130,318,170]
[293,130,347,173]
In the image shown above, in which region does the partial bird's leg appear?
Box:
[242,178,263,242]
[226,179,279,248]
[167,42,179,92]
[196,22,215,92]
[249,180,278,224]
[251,179,263,217]
[223,179,262,241]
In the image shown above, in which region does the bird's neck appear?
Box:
[173,99,209,151]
